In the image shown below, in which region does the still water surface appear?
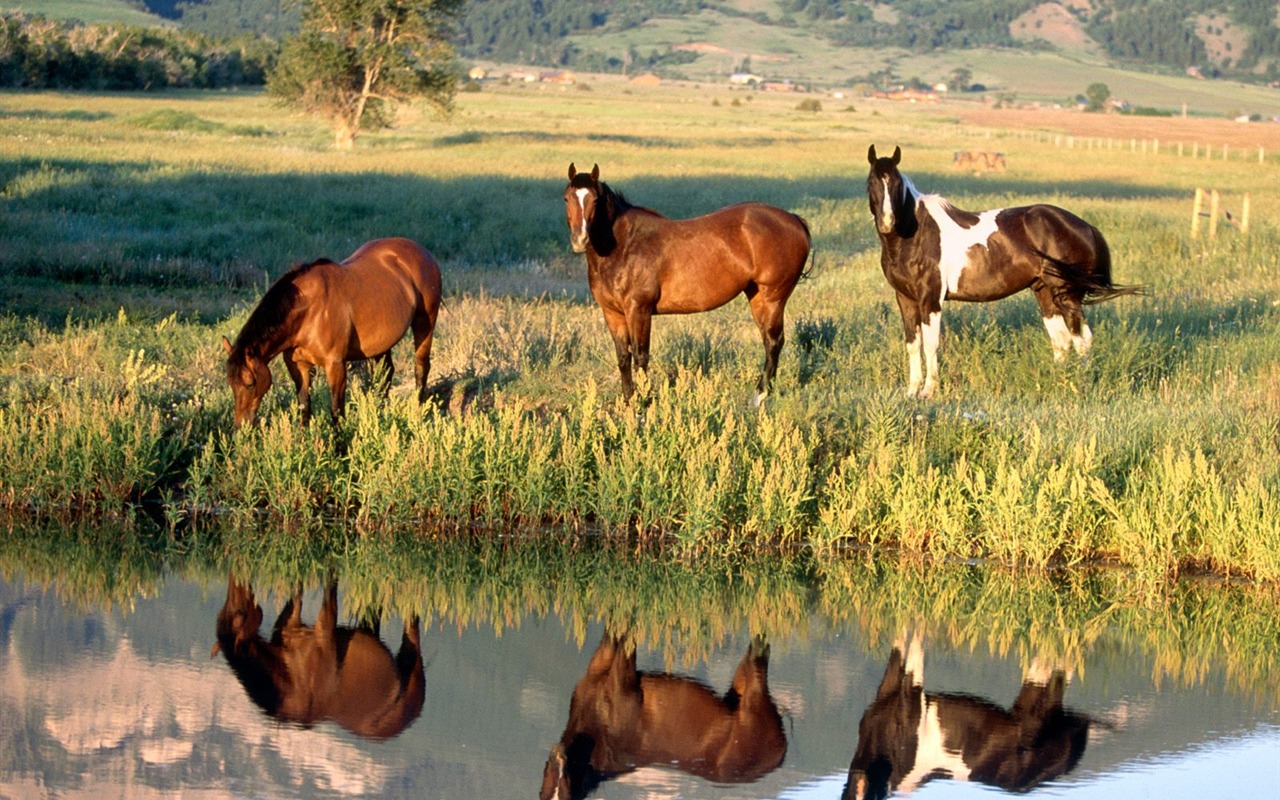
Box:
[1,563,1277,799]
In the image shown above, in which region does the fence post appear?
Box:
[1208,190,1221,239]
[1191,187,1204,238]
[1241,194,1250,235]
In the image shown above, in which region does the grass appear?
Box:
[0,82,1277,591]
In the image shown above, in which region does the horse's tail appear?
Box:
[1039,226,1144,305]
[795,213,816,283]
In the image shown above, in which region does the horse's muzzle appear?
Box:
[570,234,588,254]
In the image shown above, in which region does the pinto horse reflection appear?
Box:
[211,576,424,739]
[844,634,1090,799]
[540,634,786,800]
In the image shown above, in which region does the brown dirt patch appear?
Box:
[954,106,1280,150]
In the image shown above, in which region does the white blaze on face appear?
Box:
[880,176,895,231]
[575,188,590,241]
[922,195,1002,299]
[897,698,973,793]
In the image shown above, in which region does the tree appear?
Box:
[948,66,972,92]
[268,0,464,148]
[1084,81,1111,112]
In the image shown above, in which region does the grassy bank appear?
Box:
[0,83,1278,588]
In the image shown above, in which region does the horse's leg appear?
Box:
[626,302,653,380]
[748,289,786,407]
[411,313,436,403]
[919,304,942,399]
[284,353,313,425]
[895,292,924,398]
[1033,286,1075,362]
[603,308,635,400]
[324,361,348,420]
[1066,301,1093,359]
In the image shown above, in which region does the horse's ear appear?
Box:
[590,163,599,182]
[891,146,901,165]
[221,335,232,355]
[867,144,877,165]
[568,162,576,180]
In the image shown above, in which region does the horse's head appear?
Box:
[211,575,264,657]
[866,145,916,237]
[565,162,601,253]
[222,336,272,427]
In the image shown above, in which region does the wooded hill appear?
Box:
[151,0,1280,82]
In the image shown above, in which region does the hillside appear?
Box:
[1,0,170,26]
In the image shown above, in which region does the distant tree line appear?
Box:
[0,12,275,90]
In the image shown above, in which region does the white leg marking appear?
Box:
[905,632,924,686]
[920,312,941,398]
[1074,322,1093,357]
[906,336,923,398]
[1025,658,1054,686]
[1043,315,1073,362]
[751,388,768,409]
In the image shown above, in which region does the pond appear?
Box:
[0,525,1276,799]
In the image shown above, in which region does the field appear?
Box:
[0,0,170,26]
[0,80,1278,591]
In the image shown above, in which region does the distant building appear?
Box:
[873,88,939,103]
[467,66,487,81]
[761,80,796,92]
[730,72,763,85]
[508,69,539,83]
[540,70,577,84]
[630,73,662,87]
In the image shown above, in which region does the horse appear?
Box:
[221,236,442,426]
[564,163,811,405]
[866,145,1142,399]
[844,634,1092,800]
[540,633,787,800]
[211,575,425,740]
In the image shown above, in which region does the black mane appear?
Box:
[230,259,332,361]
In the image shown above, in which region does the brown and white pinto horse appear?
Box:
[211,576,425,740]
[844,634,1091,799]
[540,634,787,800]
[867,145,1141,398]
[222,237,442,426]
[564,163,811,405]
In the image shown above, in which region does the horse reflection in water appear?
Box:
[211,576,425,739]
[845,633,1091,799]
[541,634,787,800]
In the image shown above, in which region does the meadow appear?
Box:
[1,79,1278,591]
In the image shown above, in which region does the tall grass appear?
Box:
[0,84,1277,587]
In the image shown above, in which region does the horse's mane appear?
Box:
[231,259,333,360]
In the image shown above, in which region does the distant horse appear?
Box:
[844,634,1091,799]
[866,145,1141,398]
[564,163,811,404]
[222,237,442,426]
[211,575,425,740]
[540,633,787,800]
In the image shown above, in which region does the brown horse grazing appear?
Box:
[564,163,811,405]
[867,145,1142,398]
[540,633,787,800]
[221,237,442,426]
[211,575,425,740]
[844,634,1092,800]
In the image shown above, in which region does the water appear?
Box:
[1,555,1277,799]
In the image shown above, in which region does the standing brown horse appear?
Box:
[211,575,425,740]
[564,163,811,404]
[540,633,787,800]
[222,237,442,426]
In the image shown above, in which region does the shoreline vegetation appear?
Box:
[0,82,1278,593]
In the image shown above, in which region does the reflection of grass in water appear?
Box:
[2,521,1275,706]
